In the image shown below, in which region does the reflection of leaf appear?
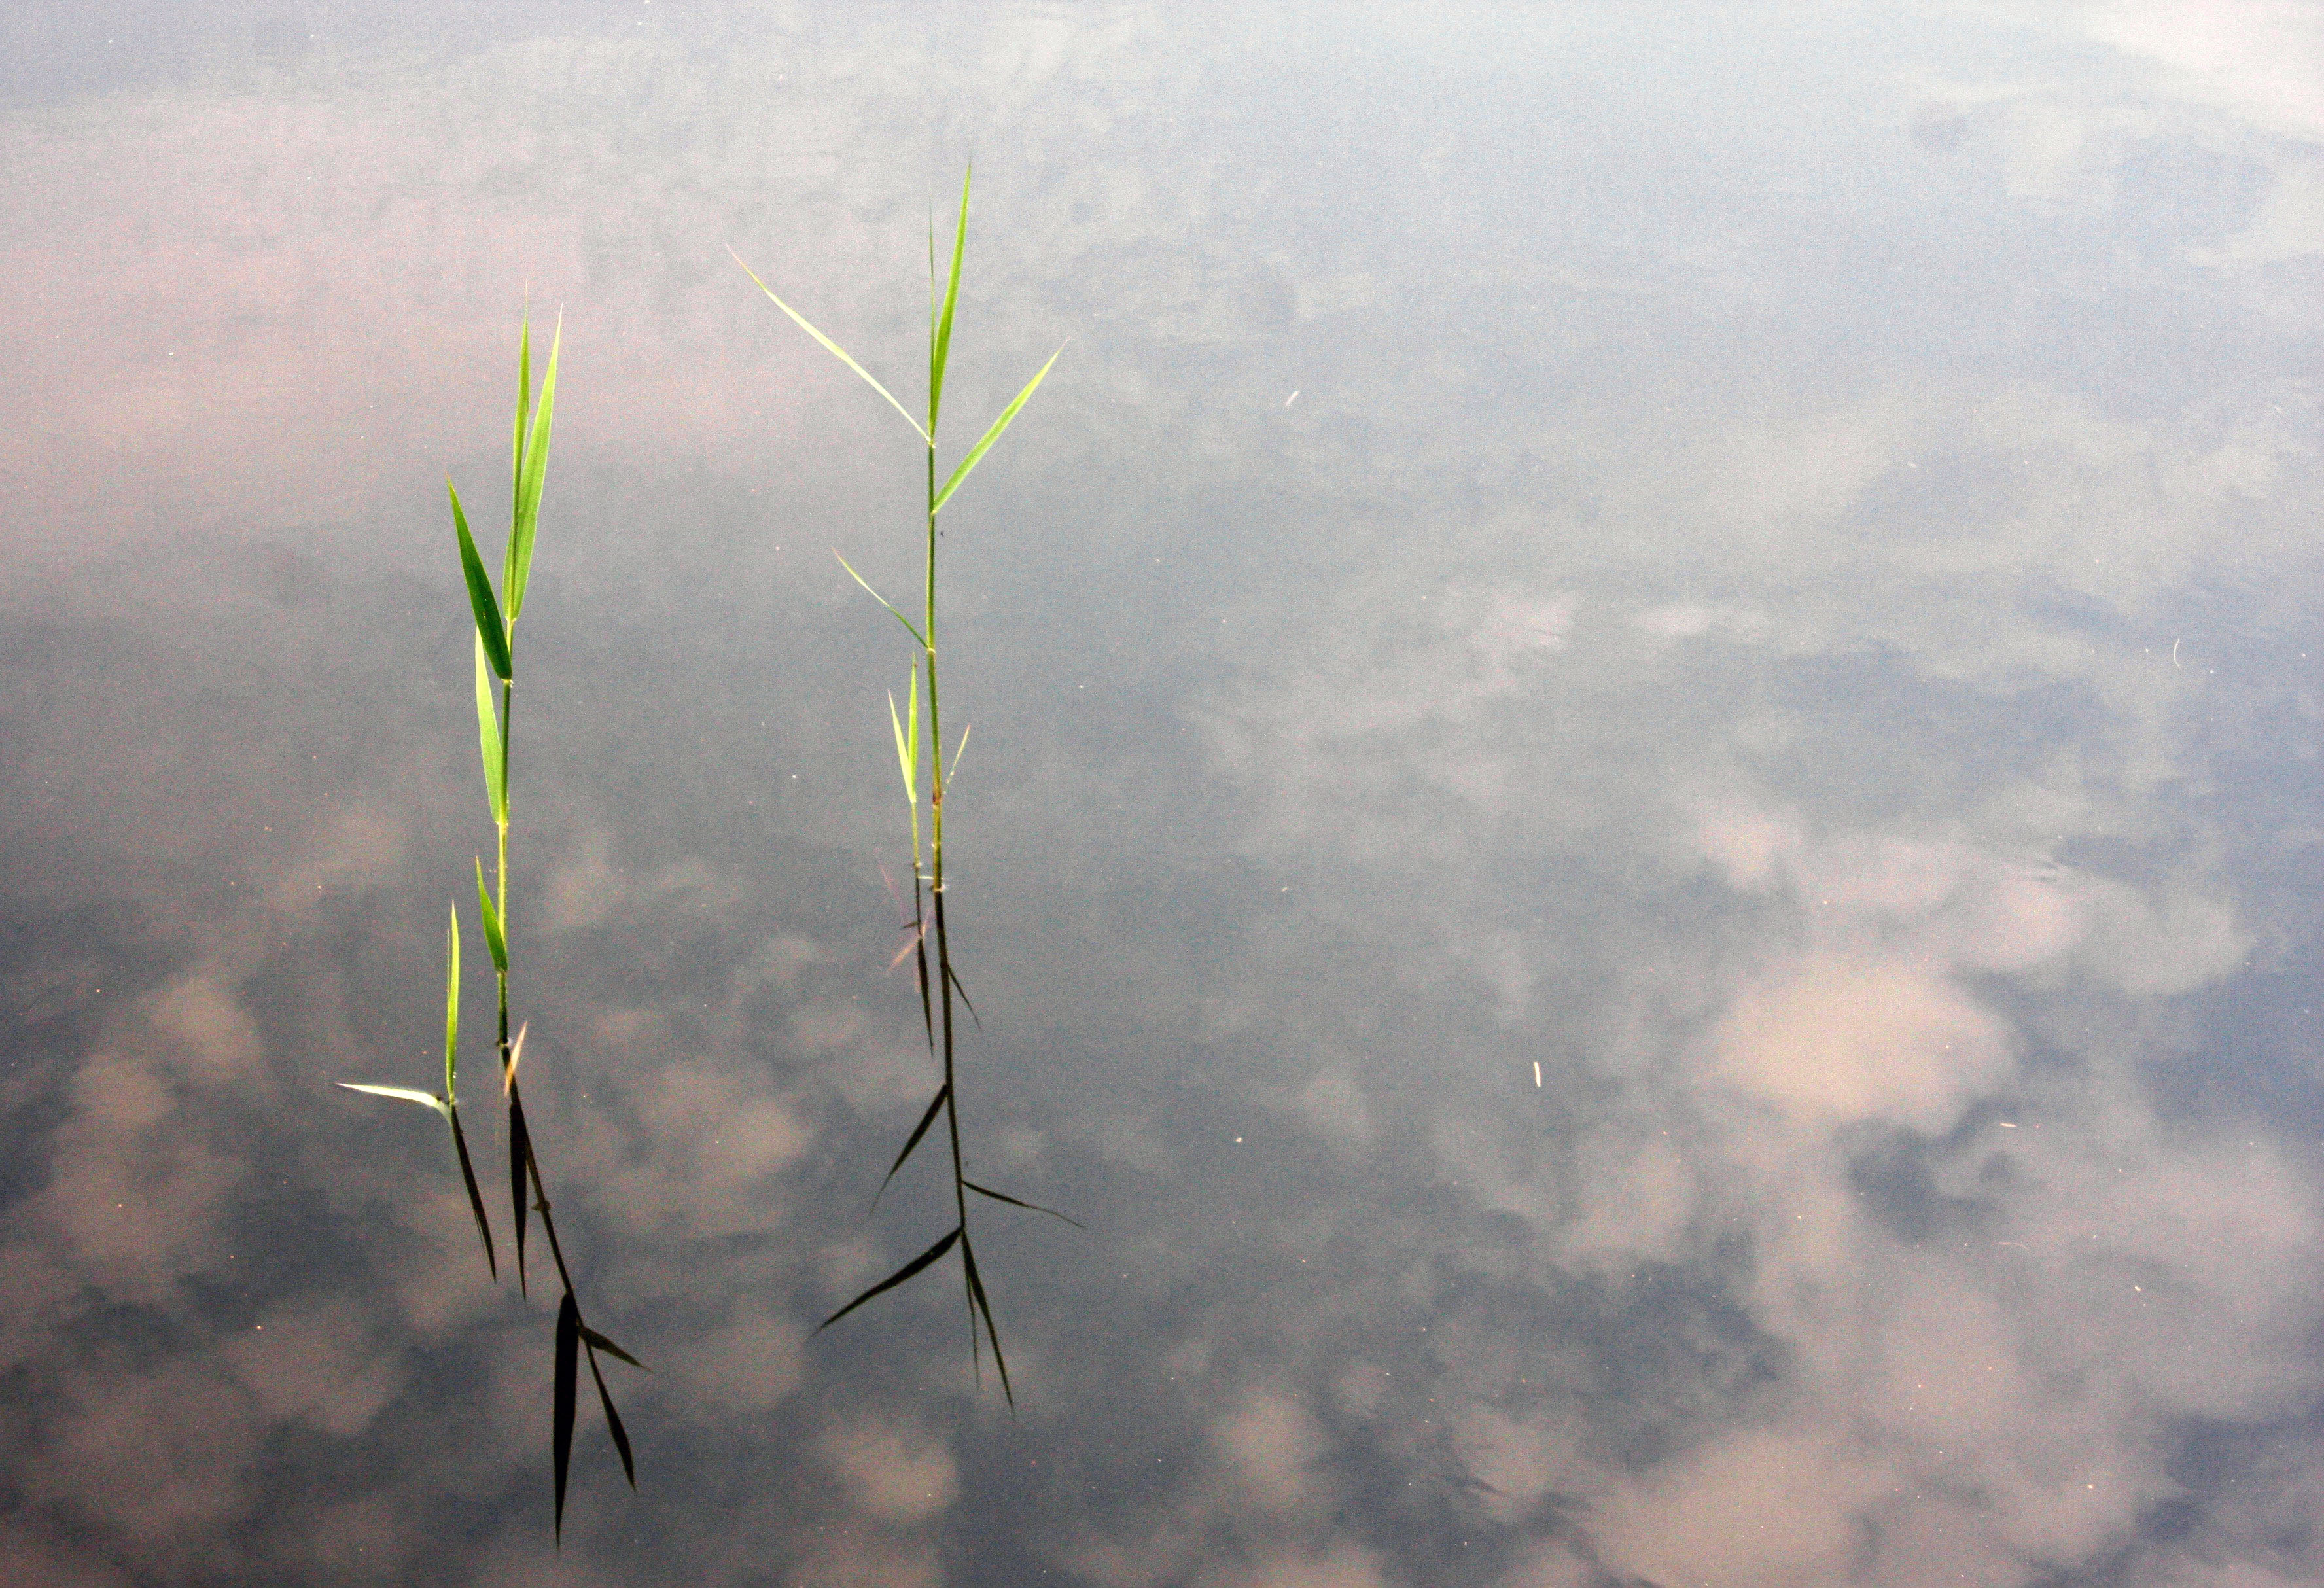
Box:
[873,1085,949,1210]
[815,1227,960,1333]
[961,1235,1013,1407]
[509,1091,533,1296]
[584,1341,638,1488]
[580,1324,648,1371]
[966,1178,1085,1228]
[449,1106,497,1280]
[552,1294,579,1544]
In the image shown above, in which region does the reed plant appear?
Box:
[342,321,641,1541]
[735,164,1076,1402]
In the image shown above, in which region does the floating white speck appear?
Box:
[1284,391,1299,407]
[1532,1061,1541,1087]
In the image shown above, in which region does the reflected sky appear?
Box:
[2,3,2319,1585]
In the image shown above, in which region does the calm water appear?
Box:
[3,3,2319,1584]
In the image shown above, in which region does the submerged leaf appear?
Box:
[931,343,1064,514]
[731,248,930,444]
[815,1227,960,1334]
[337,1082,449,1118]
[872,1084,950,1211]
[449,1105,497,1280]
[553,1292,579,1544]
[965,1178,1085,1228]
[451,482,512,680]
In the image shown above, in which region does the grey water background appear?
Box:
[3,2,2319,1584]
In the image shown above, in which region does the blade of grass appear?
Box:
[584,1343,637,1487]
[337,1082,449,1118]
[965,1178,1085,1228]
[474,861,508,974]
[731,248,930,444]
[509,1090,533,1296]
[451,483,512,680]
[443,906,463,1104]
[449,1105,498,1279]
[552,1292,579,1544]
[580,1324,648,1371]
[960,1235,1013,1407]
[928,161,970,435]
[510,319,532,540]
[815,1227,960,1333]
[834,554,926,646]
[872,1084,949,1210]
[508,316,560,623]
[931,344,1063,514]
[474,636,506,826]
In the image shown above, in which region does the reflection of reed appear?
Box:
[737,165,1075,1404]
[341,323,642,1543]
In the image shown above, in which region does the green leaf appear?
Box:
[512,319,532,527]
[337,1082,450,1119]
[473,635,506,826]
[731,247,931,444]
[580,1325,648,1371]
[871,1084,949,1211]
[929,161,970,435]
[443,906,462,1104]
[833,553,927,646]
[451,482,512,680]
[449,1104,497,1280]
[583,1342,638,1488]
[815,1227,959,1334]
[932,343,1064,514]
[553,1292,579,1544]
[474,860,508,974]
[887,678,920,807]
[965,1178,1085,1228]
[960,1234,1013,1407]
[508,316,560,623]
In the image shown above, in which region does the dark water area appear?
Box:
[3,3,2319,1585]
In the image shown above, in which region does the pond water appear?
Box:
[3,3,2319,1584]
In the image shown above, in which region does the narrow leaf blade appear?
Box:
[932,344,1063,514]
[443,906,462,1104]
[508,317,560,623]
[815,1227,960,1334]
[509,1088,533,1297]
[966,1178,1085,1228]
[449,1105,498,1280]
[961,1236,1014,1407]
[731,248,930,444]
[929,161,970,434]
[337,1082,449,1118]
[584,1345,638,1488]
[872,1084,949,1210]
[450,483,512,680]
[474,860,508,975]
[833,553,926,646]
[473,635,506,826]
[580,1325,648,1371]
[553,1292,579,1544]
[511,319,532,537]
